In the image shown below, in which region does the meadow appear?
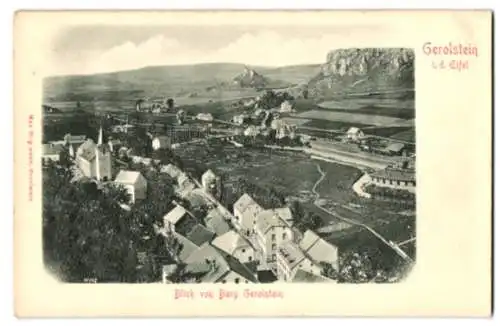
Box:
[317,98,414,110]
[296,110,408,127]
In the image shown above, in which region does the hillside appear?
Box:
[43,63,321,103]
[307,48,415,97]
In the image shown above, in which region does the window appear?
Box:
[271,234,276,240]
[242,249,246,253]
[272,254,276,260]
[282,233,287,240]
[249,256,253,261]
[272,244,277,250]
[235,278,240,284]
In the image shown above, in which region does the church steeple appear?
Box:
[98,125,103,145]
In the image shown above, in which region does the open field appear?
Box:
[364,126,415,138]
[280,117,312,126]
[296,110,408,126]
[389,128,416,142]
[300,119,370,131]
[174,142,413,225]
[318,98,414,110]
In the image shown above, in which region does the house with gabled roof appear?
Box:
[114,170,147,203]
[182,243,257,284]
[212,230,256,265]
[255,209,294,273]
[204,208,231,236]
[163,205,191,233]
[233,193,264,233]
[276,241,323,282]
[42,143,65,164]
[299,230,339,271]
[172,233,200,263]
[346,127,364,142]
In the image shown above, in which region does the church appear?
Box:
[75,127,113,181]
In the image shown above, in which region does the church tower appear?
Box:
[94,126,112,181]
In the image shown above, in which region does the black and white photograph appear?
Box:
[41,25,416,284]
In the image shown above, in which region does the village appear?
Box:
[42,90,416,284]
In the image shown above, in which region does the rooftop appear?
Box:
[114,170,144,185]
[205,208,231,236]
[173,233,200,262]
[347,127,362,134]
[42,143,64,156]
[185,224,216,247]
[292,269,334,283]
[212,230,251,256]
[256,209,288,234]
[299,230,339,265]
[184,243,257,283]
[233,193,264,230]
[385,142,405,152]
[163,205,189,225]
[370,168,416,183]
[161,164,182,179]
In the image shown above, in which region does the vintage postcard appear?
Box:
[14,10,492,317]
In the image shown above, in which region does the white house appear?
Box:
[276,241,322,281]
[233,193,264,233]
[280,100,293,113]
[346,127,364,142]
[42,143,64,164]
[233,114,249,125]
[196,113,214,122]
[114,170,148,204]
[244,126,260,137]
[212,230,256,265]
[152,136,172,151]
[163,204,191,233]
[201,169,221,197]
[255,210,295,273]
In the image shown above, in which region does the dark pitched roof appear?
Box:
[212,247,257,283]
[173,233,200,262]
[371,168,416,183]
[205,208,231,236]
[385,142,405,152]
[186,224,216,247]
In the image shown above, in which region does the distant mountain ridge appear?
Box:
[43,63,321,102]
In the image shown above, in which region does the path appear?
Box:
[311,163,413,263]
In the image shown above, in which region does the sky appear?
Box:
[48,24,395,76]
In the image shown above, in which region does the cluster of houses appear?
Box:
[159,176,339,283]
[345,127,412,157]
[43,125,339,283]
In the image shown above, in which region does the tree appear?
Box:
[320,262,340,281]
[166,98,175,110]
[42,162,176,283]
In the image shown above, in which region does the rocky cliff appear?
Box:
[233,66,269,88]
[307,48,415,96]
